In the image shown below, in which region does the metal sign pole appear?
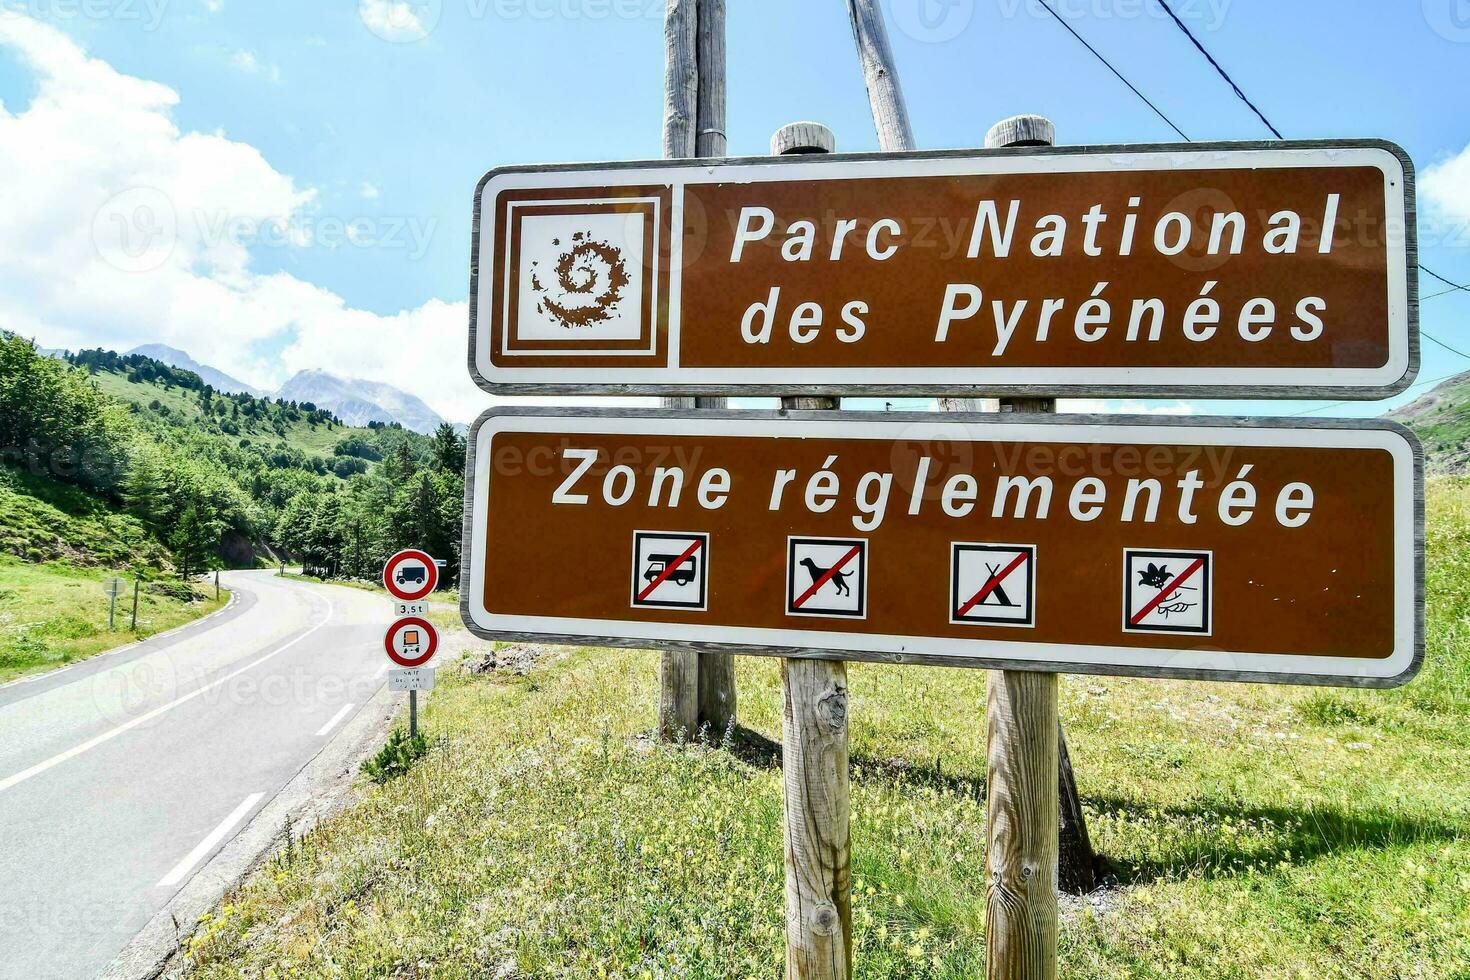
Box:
[410,690,418,739]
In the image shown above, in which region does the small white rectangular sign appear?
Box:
[394,601,429,617]
[389,668,435,692]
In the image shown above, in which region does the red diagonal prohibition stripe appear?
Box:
[1129,557,1205,625]
[792,545,863,609]
[637,538,704,603]
[956,550,1030,618]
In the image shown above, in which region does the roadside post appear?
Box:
[106,576,122,631]
[215,570,220,601]
[459,45,1421,975]
[384,549,440,737]
[130,579,140,631]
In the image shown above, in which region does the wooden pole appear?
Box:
[692,0,737,738]
[130,579,140,631]
[842,5,1098,894]
[773,122,851,980]
[844,0,916,152]
[657,0,702,743]
[987,114,1059,980]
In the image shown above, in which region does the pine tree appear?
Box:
[429,423,466,476]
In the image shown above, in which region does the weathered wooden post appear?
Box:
[130,579,140,631]
[985,113,1060,980]
[658,0,738,742]
[842,0,1098,900]
[773,121,852,980]
[657,0,703,742]
[692,0,737,738]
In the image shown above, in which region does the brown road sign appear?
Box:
[468,141,1416,399]
[459,409,1423,688]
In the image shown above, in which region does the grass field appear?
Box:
[0,557,228,684]
[176,483,1470,978]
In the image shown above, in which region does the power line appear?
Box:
[1035,0,1190,141]
[1425,286,1470,302]
[1151,0,1283,138]
[1289,368,1469,417]
[1422,264,1470,294]
[1138,4,1470,299]
[1424,330,1470,361]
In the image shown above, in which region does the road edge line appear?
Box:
[98,678,410,980]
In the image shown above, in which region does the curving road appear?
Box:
[0,571,393,980]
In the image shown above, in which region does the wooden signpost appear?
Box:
[452,6,1426,978]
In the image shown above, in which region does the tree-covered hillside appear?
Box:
[1,334,464,584]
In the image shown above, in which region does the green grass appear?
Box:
[177,483,1470,978]
[89,370,366,462]
[0,556,229,683]
[0,464,167,568]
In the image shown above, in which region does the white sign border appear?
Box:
[468,140,1418,399]
[459,408,1424,689]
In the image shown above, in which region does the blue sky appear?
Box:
[1,0,1467,422]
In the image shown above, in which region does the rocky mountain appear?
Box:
[1387,371,1470,473]
[127,344,264,397]
[273,369,447,435]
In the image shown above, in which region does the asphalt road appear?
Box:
[0,571,391,980]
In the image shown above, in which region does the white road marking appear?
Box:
[373,664,388,679]
[0,614,332,795]
[157,792,264,888]
[315,702,355,737]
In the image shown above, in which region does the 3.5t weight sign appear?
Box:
[460,409,1423,688]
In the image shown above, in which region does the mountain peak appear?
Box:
[126,344,263,397]
[274,369,447,435]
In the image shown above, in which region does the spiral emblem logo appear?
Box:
[530,232,632,329]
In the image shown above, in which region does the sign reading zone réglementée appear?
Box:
[459,409,1423,687]
[469,141,1416,398]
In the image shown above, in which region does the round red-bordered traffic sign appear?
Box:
[385,616,438,668]
[383,549,438,601]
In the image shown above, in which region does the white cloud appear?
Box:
[359,0,436,43]
[1423,142,1470,224]
[0,10,503,424]
[230,49,280,83]
[202,0,224,11]
[360,181,380,200]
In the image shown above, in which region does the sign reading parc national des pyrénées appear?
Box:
[458,409,1423,687]
[468,141,1416,398]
